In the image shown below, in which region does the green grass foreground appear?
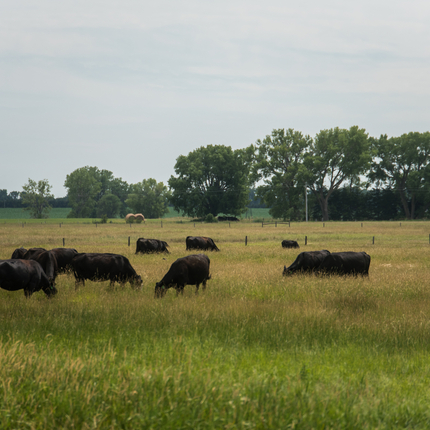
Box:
[1,221,430,428]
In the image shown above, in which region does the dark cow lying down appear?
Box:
[318,252,371,276]
[11,247,58,285]
[0,259,57,297]
[283,250,331,275]
[282,240,300,249]
[71,253,142,289]
[155,254,211,298]
[136,238,169,254]
[186,236,219,251]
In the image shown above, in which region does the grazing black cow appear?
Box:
[135,238,169,254]
[11,247,46,259]
[217,216,239,222]
[0,259,57,297]
[317,251,371,276]
[186,236,219,252]
[11,247,58,285]
[283,250,331,275]
[282,240,300,249]
[49,248,78,273]
[155,254,211,298]
[71,253,142,289]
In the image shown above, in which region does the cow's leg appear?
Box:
[75,278,85,290]
[24,289,33,298]
[195,283,200,295]
[202,279,207,291]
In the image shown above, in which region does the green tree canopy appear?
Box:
[299,126,372,221]
[370,132,430,219]
[21,178,53,219]
[64,167,101,218]
[96,193,122,218]
[252,128,311,220]
[168,145,251,218]
[64,166,131,218]
[126,178,170,219]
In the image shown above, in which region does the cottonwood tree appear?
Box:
[252,128,311,220]
[64,167,101,218]
[299,126,372,221]
[126,178,170,219]
[21,178,53,219]
[168,145,251,218]
[64,166,131,218]
[370,131,430,219]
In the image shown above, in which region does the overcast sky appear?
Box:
[1,0,430,197]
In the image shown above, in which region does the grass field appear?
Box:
[1,220,430,428]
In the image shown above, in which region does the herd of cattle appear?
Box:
[0,234,371,299]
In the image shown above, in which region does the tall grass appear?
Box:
[1,221,430,428]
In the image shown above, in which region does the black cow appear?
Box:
[11,247,46,259]
[11,247,58,285]
[50,248,78,273]
[0,259,57,297]
[155,254,211,298]
[282,240,300,249]
[136,238,169,254]
[217,216,239,222]
[71,253,142,289]
[186,236,220,252]
[283,250,331,275]
[317,251,371,276]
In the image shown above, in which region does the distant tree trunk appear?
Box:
[398,188,411,219]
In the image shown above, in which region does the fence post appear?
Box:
[63,238,65,247]
[305,236,307,245]
[128,236,130,247]
[245,236,248,246]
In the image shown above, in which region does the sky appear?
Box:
[1,0,430,197]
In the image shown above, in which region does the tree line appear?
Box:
[3,127,430,220]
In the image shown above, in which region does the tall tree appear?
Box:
[252,128,311,220]
[126,179,170,219]
[370,132,430,219]
[96,193,123,218]
[64,167,101,218]
[21,178,53,219]
[168,145,251,218]
[299,126,372,221]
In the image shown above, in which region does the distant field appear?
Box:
[0,207,272,221]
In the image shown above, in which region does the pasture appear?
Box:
[1,220,430,429]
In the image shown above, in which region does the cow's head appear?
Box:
[132,275,143,290]
[154,282,167,298]
[43,283,58,298]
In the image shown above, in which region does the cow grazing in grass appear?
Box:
[155,254,211,298]
[49,248,78,273]
[71,253,142,289]
[0,259,57,297]
[186,236,219,252]
[282,240,300,249]
[283,250,331,275]
[317,251,371,276]
[136,238,169,254]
